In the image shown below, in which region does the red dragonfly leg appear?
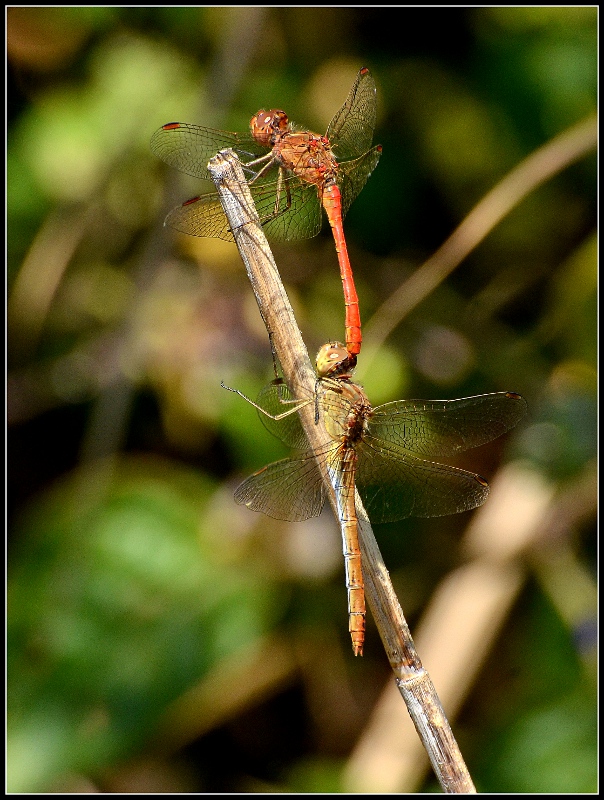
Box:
[242,149,282,185]
[271,167,293,219]
[244,158,293,224]
[321,183,362,357]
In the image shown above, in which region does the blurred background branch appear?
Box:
[358,113,597,378]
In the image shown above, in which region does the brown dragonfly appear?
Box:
[224,343,527,656]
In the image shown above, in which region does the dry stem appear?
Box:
[208,149,476,793]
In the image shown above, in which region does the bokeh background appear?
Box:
[7,7,596,793]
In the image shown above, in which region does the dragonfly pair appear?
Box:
[152,70,527,656]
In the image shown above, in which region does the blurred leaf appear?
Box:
[489,693,596,793]
[536,233,597,363]
[285,756,345,793]
[357,343,409,404]
[514,362,596,480]
[10,35,201,204]
[8,456,285,792]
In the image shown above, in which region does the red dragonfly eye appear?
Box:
[249,109,289,146]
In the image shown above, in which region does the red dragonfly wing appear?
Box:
[163,176,322,242]
[234,454,327,522]
[337,145,382,218]
[164,193,239,241]
[150,122,265,181]
[367,393,527,457]
[259,177,323,242]
[326,67,378,163]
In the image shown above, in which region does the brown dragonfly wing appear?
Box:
[234,454,328,522]
[254,381,312,450]
[326,68,378,163]
[368,393,527,458]
[355,439,490,522]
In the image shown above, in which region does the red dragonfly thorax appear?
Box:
[276,132,339,186]
[250,110,339,188]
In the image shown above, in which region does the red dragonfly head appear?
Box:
[249,109,290,147]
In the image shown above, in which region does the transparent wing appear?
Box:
[368,393,527,458]
[150,122,263,181]
[326,67,378,163]
[164,193,237,241]
[236,384,526,525]
[355,440,490,522]
[234,454,327,522]
[163,175,323,242]
[337,145,382,218]
[253,380,312,450]
[257,178,323,242]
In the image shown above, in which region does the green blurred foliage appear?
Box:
[8,6,596,793]
[8,457,286,792]
[468,585,596,793]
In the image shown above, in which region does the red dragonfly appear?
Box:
[224,343,528,656]
[151,68,381,360]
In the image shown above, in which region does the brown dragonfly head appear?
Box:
[316,342,357,378]
[249,109,290,147]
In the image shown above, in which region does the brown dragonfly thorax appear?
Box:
[318,377,373,446]
[316,343,373,444]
